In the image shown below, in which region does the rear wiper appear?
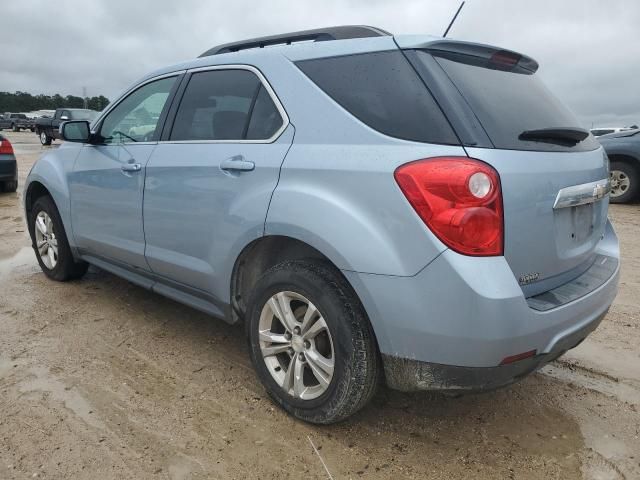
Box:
[519,127,589,145]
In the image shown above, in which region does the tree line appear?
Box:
[0,91,110,114]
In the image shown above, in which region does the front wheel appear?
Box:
[39,130,52,146]
[247,260,379,424]
[12,124,19,132]
[610,161,639,204]
[30,196,88,281]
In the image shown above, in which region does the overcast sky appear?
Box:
[3,0,639,127]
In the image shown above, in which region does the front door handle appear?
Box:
[220,156,255,172]
[121,163,142,173]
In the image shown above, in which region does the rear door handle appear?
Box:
[220,156,255,172]
[121,163,142,173]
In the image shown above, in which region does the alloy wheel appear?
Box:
[258,291,335,400]
[610,169,630,198]
[34,211,58,269]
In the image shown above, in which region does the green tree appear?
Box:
[0,91,110,113]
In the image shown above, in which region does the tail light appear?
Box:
[394,157,504,256]
[0,139,13,155]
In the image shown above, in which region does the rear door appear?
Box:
[406,46,609,295]
[143,66,291,299]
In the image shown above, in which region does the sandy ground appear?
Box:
[0,130,638,480]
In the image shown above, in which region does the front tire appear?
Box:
[610,161,639,204]
[247,260,379,424]
[30,195,88,281]
[39,130,52,146]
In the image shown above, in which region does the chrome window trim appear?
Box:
[90,71,185,138]
[162,64,290,145]
[553,178,610,209]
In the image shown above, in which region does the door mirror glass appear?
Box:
[61,120,90,143]
[60,115,69,121]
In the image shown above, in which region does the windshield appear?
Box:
[415,50,599,152]
[71,110,98,121]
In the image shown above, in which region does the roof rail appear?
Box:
[198,25,391,57]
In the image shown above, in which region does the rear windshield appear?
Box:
[71,110,98,121]
[296,51,459,145]
[415,51,598,152]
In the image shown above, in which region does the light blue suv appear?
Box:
[24,26,619,423]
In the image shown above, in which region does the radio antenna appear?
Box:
[443,1,465,38]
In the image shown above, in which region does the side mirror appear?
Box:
[61,120,91,143]
[60,115,69,121]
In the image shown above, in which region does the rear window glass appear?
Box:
[418,51,598,152]
[71,110,98,121]
[296,51,459,145]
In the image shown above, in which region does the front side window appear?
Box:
[100,76,176,144]
[170,69,283,141]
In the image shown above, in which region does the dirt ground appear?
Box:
[0,130,638,480]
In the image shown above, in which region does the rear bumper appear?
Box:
[0,157,17,181]
[343,220,619,390]
[382,309,605,392]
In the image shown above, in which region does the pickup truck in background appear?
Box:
[35,108,98,145]
[0,113,35,132]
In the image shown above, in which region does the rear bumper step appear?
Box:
[526,254,618,312]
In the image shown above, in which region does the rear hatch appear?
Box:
[403,40,609,295]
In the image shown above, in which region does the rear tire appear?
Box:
[39,130,52,146]
[1,180,18,193]
[30,195,88,281]
[609,161,639,204]
[246,259,379,424]
[12,124,19,132]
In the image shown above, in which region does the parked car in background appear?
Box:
[0,113,35,132]
[591,127,635,137]
[23,26,619,424]
[599,129,640,203]
[0,134,17,192]
[35,108,98,145]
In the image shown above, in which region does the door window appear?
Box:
[100,76,177,144]
[169,69,283,141]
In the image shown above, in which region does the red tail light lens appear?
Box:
[0,139,14,155]
[394,157,504,256]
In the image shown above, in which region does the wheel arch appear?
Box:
[608,153,640,172]
[230,235,345,322]
[230,234,385,378]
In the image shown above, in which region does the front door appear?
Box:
[69,75,179,270]
[143,67,291,300]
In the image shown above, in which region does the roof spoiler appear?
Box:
[198,25,391,57]
[395,37,539,73]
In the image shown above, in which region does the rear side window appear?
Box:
[246,86,282,140]
[170,69,283,141]
[416,51,599,152]
[296,51,459,145]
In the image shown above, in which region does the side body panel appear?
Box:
[264,39,463,276]
[600,136,640,161]
[143,127,294,299]
[69,143,156,270]
[23,144,82,247]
